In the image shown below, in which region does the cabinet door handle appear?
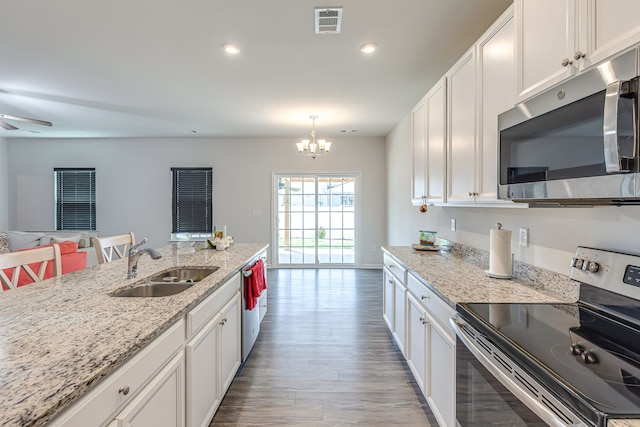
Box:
[421,295,430,300]
[118,385,131,396]
[419,316,428,325]
[561,58,573,67]
[220,318,227,325]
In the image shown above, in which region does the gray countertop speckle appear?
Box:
[0,242,267,427]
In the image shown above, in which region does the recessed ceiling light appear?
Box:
[360,43,377,54]
[222,43,240,55]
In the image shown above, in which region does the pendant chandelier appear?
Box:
[296,115,331,159]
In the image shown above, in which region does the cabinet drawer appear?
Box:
[186,272,240,339]
[407,273,454,336]
[50,319,185,427]
[383,253,406,285]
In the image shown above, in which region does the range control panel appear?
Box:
[571,246,640,301]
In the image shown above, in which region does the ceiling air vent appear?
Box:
[315,7,342,34]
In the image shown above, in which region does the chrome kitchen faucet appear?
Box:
[127,238,162,279]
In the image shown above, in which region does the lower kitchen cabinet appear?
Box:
[112,352,185,427]
[393,278,407,355]
[382,259,457,427]
[218,293,242,394]
[382,267,395,331]
[186,292,241,427]
[406,293,429,395]
[429,322,456,427]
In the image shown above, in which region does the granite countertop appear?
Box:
[382,245,578,307]
[0,242,267,427]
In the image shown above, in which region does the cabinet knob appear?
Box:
[419,316,428,325]
[421,295,430,300]
[561,58,573,67]
[118,385,131,396]
[220,318,227,325]
[574,51,586,60]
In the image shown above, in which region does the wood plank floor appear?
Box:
[210,268,437,426]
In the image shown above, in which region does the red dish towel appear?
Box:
[245,259,266,310]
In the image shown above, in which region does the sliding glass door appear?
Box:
[274,173,358,266]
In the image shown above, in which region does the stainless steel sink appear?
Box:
[111,266,219,297]
[113,283,195,297]
[147,267,219,284]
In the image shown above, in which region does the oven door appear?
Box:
[451,317,588,427]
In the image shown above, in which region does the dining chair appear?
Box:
[91,232,135,264]
[0,244,62,290]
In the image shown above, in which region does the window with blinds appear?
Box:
[171,167,213,235]
[54,168,96,230]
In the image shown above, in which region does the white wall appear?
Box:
[6,136,386,267]
[385,116,640,275]
[0,138,8,230]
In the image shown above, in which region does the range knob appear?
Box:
[571,258,584,269]
[581,350,599,364]
[570,343,585,355]
[585,261,600,273]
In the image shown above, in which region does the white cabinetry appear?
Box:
[383,254,407,355]
[447,6,517,205]
[477,8,516,202]
[185,272,241,427]
[406,273,456,427]
[382,267,395,331]
[516,0,640,101]
[446,48,477,204]
[406,292,429,395]
[112,352,185,427]
[49,320,185,427]
[411,77,447,205]
[219,293,242,394]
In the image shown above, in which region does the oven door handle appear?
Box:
[450,316,586,427]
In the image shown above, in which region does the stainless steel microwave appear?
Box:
[498,47,640,205]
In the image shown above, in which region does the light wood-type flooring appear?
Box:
[210,268,436,426]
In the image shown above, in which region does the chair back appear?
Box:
[0,244,62,290]
[91,232,135,264]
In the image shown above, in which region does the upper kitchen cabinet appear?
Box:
[447,5,518,206]
[516,0,640,101]
[446,48,477,204]
[411,77,446,205]
[477,7,516,203]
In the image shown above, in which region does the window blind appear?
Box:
[172,167,213,233]
[54,168,96,230]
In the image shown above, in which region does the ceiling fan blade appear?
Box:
[0,113,52,127]
[0,119,18,130]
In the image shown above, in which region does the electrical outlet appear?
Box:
[519,227,529,247]
[451,219,456,231]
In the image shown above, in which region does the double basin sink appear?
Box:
[112,267,219,297]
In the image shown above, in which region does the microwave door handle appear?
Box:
[603,81,629,173]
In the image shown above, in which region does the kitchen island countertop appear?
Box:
[0,242,267,427]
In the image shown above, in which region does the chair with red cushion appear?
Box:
[0,244,62,290]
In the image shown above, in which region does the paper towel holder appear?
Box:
[486,222,513,280]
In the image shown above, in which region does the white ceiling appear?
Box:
[0,0,512,139]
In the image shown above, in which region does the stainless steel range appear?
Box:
[452,246,640,426]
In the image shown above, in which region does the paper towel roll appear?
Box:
[489,223,512,278]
